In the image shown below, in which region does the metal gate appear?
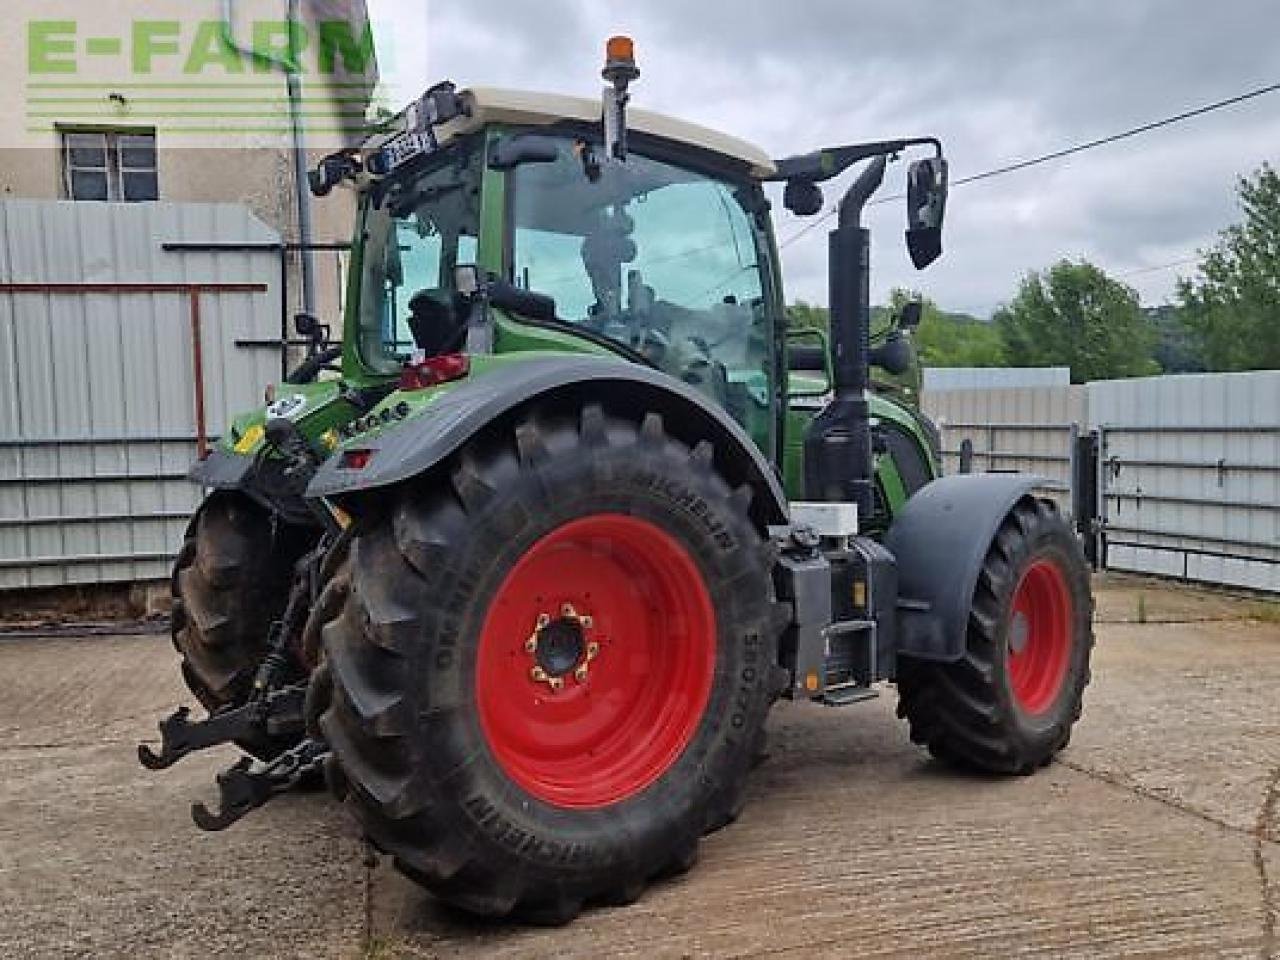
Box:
[923,385,1088,519]
[1095,421,1280,592]
[925,372,1280,593]
[0,200,282,590]
[1090,373,1280,593]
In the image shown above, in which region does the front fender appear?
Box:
[885,473,1044,661]
[307,355,788,529]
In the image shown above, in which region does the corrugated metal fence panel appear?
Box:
[1090,372,1280,593]
[922,366,1071,391]
[922,385,1087,513]
[0,200,281,590]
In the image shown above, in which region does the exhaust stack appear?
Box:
[802,157,888,514]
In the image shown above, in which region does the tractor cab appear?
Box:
[317,79,786,461]
[353,114,776,419]
[305,49,945,513]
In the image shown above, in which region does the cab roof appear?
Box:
[430,87,778,179]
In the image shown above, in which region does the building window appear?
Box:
[61,130,158,202]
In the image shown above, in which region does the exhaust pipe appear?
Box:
[803,155,888,514]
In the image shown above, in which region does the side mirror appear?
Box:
[899,300,923,331]
[488,134,562,170]
[905,155,948,269]
[294,312,329,353]
[308,153,360,197]
[294,312,320,339]
[869,331,914,376]
[784,180,824,216]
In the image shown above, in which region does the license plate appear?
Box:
[376,131,436,173]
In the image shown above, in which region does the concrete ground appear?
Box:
[0,575,1276,959]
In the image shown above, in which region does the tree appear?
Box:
[787,292,1005,368]
[885,289,1006,368]
[1177,164,1280,371]
[785,300,829,333]
[995,260,1158,383]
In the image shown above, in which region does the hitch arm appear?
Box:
[192,738,329,831]
[137,684,307,771]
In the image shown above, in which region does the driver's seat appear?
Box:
[407,289,465,356]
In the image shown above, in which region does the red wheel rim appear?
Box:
[476,514,717,809]
[1007,559,1073,715]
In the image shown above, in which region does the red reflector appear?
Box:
[340,449,374,470]
[399,353,471,391]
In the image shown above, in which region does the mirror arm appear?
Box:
[769,137,941,184]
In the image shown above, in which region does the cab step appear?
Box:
[818,682,879,707]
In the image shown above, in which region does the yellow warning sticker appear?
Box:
[328,503,353,529]
[233,424,265,455]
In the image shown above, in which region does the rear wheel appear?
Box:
[322,405,779,922]
[170,494,313,757]
[896,498,1093,774]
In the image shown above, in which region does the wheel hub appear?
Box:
[537,617,585,677]
[1008,611,1030,655]
[525,604,600,691]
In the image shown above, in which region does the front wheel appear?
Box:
[321,405,779,922]
[896,497,1093,774]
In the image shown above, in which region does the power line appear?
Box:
[1119,256,1201,279]
[777,78,1280,251]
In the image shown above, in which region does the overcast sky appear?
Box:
[365,0,1280,316]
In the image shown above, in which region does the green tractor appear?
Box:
[141,39,1093,923]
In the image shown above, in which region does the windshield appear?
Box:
[357,140,482,373]
[509,136,774,427]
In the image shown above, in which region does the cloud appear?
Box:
[369,0,1280,314]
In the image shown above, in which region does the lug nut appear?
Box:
[586,641,600,660]
[536,613,550,628]
[525,634,538,654]
[574,665,589,684]
[581,615,593,629]
[548,677,564,691]
[530,666,547,682]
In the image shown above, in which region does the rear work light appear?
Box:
[399,353,471,392]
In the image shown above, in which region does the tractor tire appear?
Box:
[895,497,1093,774]
[322,404,779,922]
[170,493,313,757]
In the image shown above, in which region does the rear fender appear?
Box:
[308,356,788,530]
[884,474,1043,662]
[190,451,318,528]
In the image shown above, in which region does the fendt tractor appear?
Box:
[140,38,1093,923]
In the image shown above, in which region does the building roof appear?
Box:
[432,87,777,179]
